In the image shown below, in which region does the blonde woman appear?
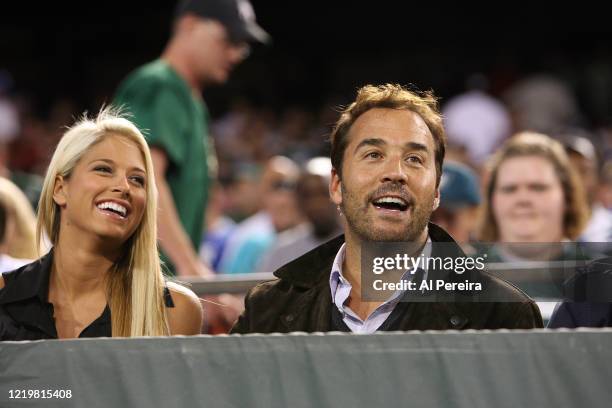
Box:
[0,109,202,340]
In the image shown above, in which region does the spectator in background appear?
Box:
[600,161,612,210]
[0,201,32,273]
[205,156,302,333]
[503,75,581,134]
[0,177,37,263]
[547,256,612,328]
[480,132,588,247]
[224,161,266,222]
[442,73,512,167]
[478,132,590,320]
[218,156,302,274]
[431,162,481,253]
[557,130,612,243]
[113,0,269,277]
[257,157,342,272]
[199,181,236,271]
[0,70,19,179]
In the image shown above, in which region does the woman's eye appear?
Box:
[94,165,112,173]
[130,176,145,187]
[530,184,548,192]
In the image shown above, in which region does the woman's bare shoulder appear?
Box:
[166,281,203,335]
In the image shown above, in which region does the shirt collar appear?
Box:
[329,243,346,296]
[329,237,432,301]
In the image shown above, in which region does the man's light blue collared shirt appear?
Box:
[329,240,431,334]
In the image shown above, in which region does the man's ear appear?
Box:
[329,167,342,206]
[52,175,68,207]
[176,13,197,33]
[433,187,441,211]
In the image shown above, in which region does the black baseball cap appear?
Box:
[175,0,270,44]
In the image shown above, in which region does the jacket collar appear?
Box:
[0,250,53,304]
[274,223,464,289]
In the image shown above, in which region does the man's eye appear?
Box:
[406,155,423,164]
[365,152,381,159]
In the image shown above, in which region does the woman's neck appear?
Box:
[51,233,120,301]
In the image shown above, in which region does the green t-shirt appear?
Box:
[114,59,213,274]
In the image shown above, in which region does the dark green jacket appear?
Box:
[231,224,543,334]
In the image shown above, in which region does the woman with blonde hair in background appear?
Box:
[0,108,202,340]
[0,177,37,272]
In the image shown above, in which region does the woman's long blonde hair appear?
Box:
[0,177,37,259]
[36,107,169,337]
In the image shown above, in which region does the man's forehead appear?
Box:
[348,108,434,148]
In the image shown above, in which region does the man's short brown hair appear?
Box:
[330,83,446,185]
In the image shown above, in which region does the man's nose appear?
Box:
[229,42,250,62]
[380,155,408,184]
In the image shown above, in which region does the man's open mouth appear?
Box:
[372,196,409,211]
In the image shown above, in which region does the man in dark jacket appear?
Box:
[231,84,543,334]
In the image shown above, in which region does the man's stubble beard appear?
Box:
[339,181,434,243]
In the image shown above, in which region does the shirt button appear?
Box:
[450,316,463,327]
[285,314,295,322]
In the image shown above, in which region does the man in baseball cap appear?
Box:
[175,0,270,44]
[114,0,270,280]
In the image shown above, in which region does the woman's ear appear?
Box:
[52,175,68,207]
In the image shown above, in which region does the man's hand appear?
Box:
[202,294,245,334]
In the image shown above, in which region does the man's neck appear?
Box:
[161,46,201,93]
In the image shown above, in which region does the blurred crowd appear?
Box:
[1,68,612,330]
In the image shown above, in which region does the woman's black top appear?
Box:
[0,251,174,341]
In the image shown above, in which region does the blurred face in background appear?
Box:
[431,206,479,244]
[297,174,340,238]
[180,16,249,84]
[226,178,261,220]
[492,155,565,243]
[264,178,302,233]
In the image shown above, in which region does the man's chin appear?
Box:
[356,227,418,243]
[212,69,231,84]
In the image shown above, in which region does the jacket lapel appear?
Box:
[279,269,333,332]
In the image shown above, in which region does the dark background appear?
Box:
[1,3,611,124]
